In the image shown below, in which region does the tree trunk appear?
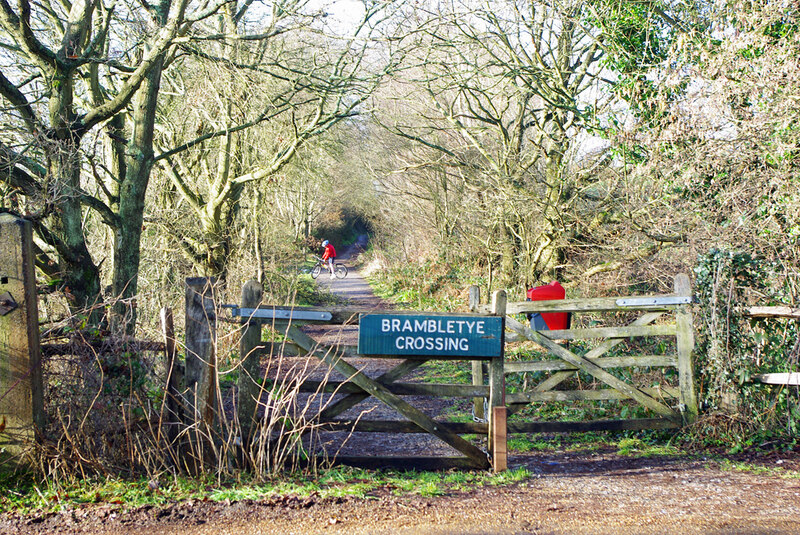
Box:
[47,73,102,317]
[533,132,568,281]
[112,55,165,334]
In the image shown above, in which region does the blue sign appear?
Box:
[358,314,504,357]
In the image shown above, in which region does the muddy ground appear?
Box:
[4,245,800,534]
[3,449,800,534]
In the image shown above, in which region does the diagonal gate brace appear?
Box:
[505,316,679,422]
[531,312,666,394]
[286,325,491,469]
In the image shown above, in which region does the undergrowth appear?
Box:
[368,258,490,311]
[0,466,532,515]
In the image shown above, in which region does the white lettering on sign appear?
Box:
[380,317,487,335]
[394,336,470,352]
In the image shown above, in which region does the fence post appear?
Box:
[469,285,485,421]
[238,280,263,443]
[0,214,44,466]
[160,307,182,446]
[675,274,699,424]
[489,290,507,472]
[184,277,217,428]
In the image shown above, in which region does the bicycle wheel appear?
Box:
[334,263,348,279]
[311,264,322,279]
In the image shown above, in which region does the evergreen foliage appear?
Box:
[694,250,799,447]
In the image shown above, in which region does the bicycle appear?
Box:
[311,257,348,279]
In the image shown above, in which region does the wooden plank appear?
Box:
[287,326,491,469]
[505,316,680,421]
[477,295,684,315]
[488,291,507,454]
[318,359,426,421]
[270,344,498,361]
[249,305,496,325]
[504,355,677,373]
[237,280,263,441]
[470,286,485,421]
[269,321,425,420]
[538,324,676,341]
[753,373,800,385]
[318,420,488,434]
[319,417,680,434]
[492,407,507,472]
[507,418,679,433]
[232,306,332,321]
[41,340,166,355]
[745,306,800,319]
[505,331,524,343]
[674,274,699,423]
[519,312,666,394]
[298,380,490,398]
[330,456,486,471]
[254,341,306,357]
[507,386,679,403]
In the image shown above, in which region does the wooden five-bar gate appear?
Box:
[232,281,508,471]
[470,274,698,434]
[227,274,698,472]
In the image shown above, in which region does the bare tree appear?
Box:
[149,1,405,282]
[0,0,231,327]
[376,0,610,286]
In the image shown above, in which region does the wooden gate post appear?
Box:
[469,285,485,421]
[185,277,217,428]
[489,290,507,472]
[237,280,263,442]
[0,214,44,466]
[675,274,699,423]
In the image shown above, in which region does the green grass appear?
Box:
[418,360,472,384]
[716,458,800,478]
[508,435,573,453]
[365,259,487,312]
[615,437,680,457]
[0,466,534,515]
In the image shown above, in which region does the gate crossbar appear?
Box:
[480,274,698,426]
[524,312,666,394]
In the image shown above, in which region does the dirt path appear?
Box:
[301,237,461,459]
[314,235,387,309]
[5,451,800,534]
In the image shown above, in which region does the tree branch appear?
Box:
[0,69,39,132]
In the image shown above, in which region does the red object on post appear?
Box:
[526,281,569,330]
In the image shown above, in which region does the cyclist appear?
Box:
[321,240,337,279]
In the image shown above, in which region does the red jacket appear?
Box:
[322,243,336,261]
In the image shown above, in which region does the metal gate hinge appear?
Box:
[0,291,18,316]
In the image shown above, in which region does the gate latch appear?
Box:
[0,291,18,316]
